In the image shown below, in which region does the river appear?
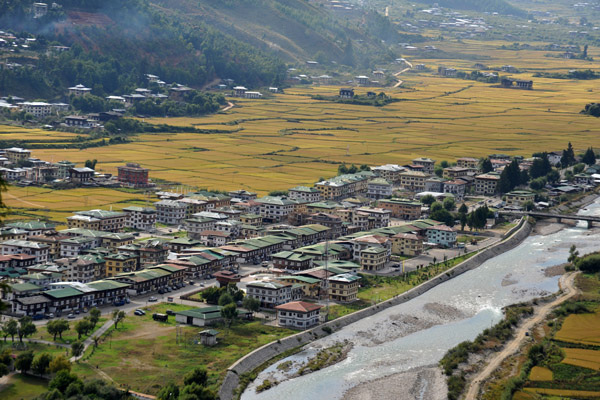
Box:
[242,197,600,400]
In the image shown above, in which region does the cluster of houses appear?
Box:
[1,149,599,328]
[0,148,152,189]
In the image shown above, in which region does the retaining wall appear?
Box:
[219,218,531,400]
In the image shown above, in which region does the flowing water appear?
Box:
[242,197,600,400]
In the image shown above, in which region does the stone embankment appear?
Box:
[219,218,532,400]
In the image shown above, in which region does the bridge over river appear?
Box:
[499,210,600,228]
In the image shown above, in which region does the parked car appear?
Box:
[75,309,80,314]
[67,313,76,319]
[82,308,88,313]
[113,300,125,307]
[45,313,55,319]
[148,296,158,302]
[188,280,195,285]
[32,314,45,321]
[152,313,168,322]
[158,288,165,295]
[134,309,146,316]
[125,298,130,304]
[166,309,175,316]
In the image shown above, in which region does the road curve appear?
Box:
[465,272,580,400]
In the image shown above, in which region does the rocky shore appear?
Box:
[343,365,447,400]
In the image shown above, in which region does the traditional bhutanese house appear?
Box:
[278,275,321,298]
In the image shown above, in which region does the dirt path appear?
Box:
[393,60,413,88]
[222,101,235,112]
[465,272,580,400]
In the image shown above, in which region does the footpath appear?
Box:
[465,272,580,400]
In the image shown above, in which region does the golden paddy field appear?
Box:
[2,40,600,222]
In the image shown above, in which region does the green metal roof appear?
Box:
[44,287,83,299]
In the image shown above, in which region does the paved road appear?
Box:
[465,272,580,400]
[70,319,115,362]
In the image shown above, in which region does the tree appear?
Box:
[561,142,576,168]
[434,166,444,177]
[49,370,80,393]
[440,160,449,168]
[200,287,221,304]
[443,197,456,211]
[568,245,579,265]
[242,296,260,315]
[227,283,244,302]
[337,164,348,175]
[84,159,97,169]
[430,208,454,226]
[1,319,17,342]
[32,352,53,376]
[221,303,238,328]
[546,169,560,183]
[218,292,234,306]
[47,319,69,341]
[480,158,493,173]
[460,213,468,231]
[89,307,101,328]
[157,382,180,400]
[582,147,596,165]
[430,201,443,212]
[112,310,125,329]
[420,194,435,206]
[15,351,34,373]
[523,200,534,211]
[18,316,37,343]
[71,341,84,358]
[576,254,600,273]
[0,281,11,314]
[49,355,71,374]
[530,154,551,178]
[530,177,547,191]
[184,367,208,387]
[75,318,92,340]
[0,363,8,378]
[180,383,217,400]
[458,203,468,214]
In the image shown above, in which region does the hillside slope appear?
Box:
[0,0,417,99]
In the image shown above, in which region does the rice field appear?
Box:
[562,348,600,371]
[529,366,553,381]
[10,74,600,196]
[2,39,599,220]
[555,312,600,346]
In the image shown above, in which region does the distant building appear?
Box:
[68,167,94,184]
[474,173,500,195]
[117,163,149,187]
[122,206,156,230]
[233,86,247,97]
[378,198,421,220]
[32,2,48,18]
[426,225,456,247]
[68,84,92,96]
[339,88,354,99]
[18,102,53,118]
[155,200,188,226]
[288,186,322,203]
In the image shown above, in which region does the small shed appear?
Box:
[199,329,219,346]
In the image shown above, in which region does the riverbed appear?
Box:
[242,197,600,400]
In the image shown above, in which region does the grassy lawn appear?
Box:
[34,318,108,344]
[326,252,477,321]
[0,373,48,400]
[0,341,70,359]
[70,303,295,394]
[457,235,486,243]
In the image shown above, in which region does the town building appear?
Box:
[474,173,500,195]
[505,190,536,207]
[255,196,297,223]
[18,102,53,118]
[378,198,421,220]
[0,240,49,263]
[399,171,429,192]
[227,190,257,201]
[117,163,150,187]
[122,206,157,230]
[288,186,322,203]
[275,301,322,329]
[105,253,138,277]
[371,164,405,183]
[426,225,457,247]
[315,173,370,200]
[339,88,354,99]
[68,84,92,96]
[67,209,126,232]
[5,147,31,164]
[155,200,188,226]
[412,157,436,174]
[456,157,480,171]
[391,233,424,256]
[360,246,389,271]
[328,273,361,302]
[367,178,393,200]
[68,167,94,184]
[271,251,314,271]
[443,180,467,200]
[246,281,302,309]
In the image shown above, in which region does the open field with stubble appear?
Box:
[3,40,600,222]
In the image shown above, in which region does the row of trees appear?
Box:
[337,164,370,175]
[421,195,493,231]
[157,367,217,400]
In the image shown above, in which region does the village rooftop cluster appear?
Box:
[1,147,599,330]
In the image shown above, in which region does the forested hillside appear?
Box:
[0,0,413,99]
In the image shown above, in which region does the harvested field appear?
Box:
[529,366,553,381]
[555,312,600,346]
[562,348,600,371]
